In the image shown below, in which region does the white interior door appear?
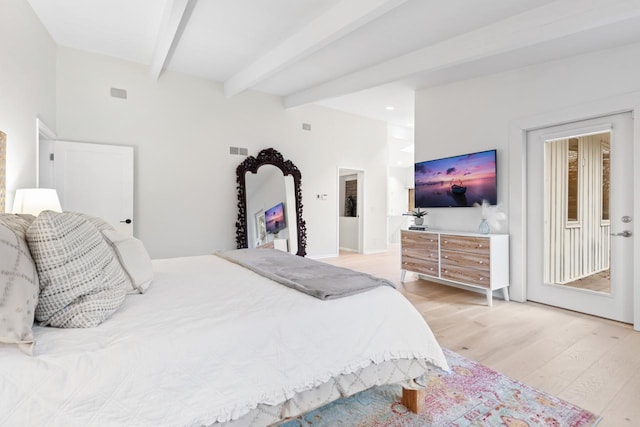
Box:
[527,113,634,323]
[50,141,134,235]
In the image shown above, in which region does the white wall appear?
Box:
[387,166,411,244]
[387,166,410,216]
[415,42,640,301]
[338,217,359,251]
[0,1,56,211]
[55,47,388,258]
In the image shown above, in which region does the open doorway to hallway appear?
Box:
[338,168,364,253]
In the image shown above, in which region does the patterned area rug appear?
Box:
[280,349,601,426]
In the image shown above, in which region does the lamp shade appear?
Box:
[12,188,62,216]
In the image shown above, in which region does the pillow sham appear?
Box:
[102,229,153,293]
[0,216,39,355]
[26,211,127,328]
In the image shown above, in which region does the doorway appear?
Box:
[526,113,633,323]
[338,168,364,253]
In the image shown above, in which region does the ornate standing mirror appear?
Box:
[236,148,307,256]
[0,131,6,212]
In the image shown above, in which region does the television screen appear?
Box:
[415,149,497,208]
[265,202,286,233]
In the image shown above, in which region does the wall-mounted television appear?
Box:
[415,149,497,208]
[265,202,286,234]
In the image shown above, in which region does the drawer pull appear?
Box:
[479,277,484,281]
[478,244,483,248]
[444,240,448,244]
[429,267,434,271]
[444,255,449,259]
[478,261,484,264]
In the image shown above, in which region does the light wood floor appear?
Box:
[323,246,640,426]
[563,270,611,293]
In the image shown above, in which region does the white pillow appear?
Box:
[0,216,38,355]
[102,229,153,293]
[27,211,127,328]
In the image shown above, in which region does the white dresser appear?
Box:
[401,229,510,306]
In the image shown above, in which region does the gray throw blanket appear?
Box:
[216,248,396,300]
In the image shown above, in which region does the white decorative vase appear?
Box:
[478,218,490,234]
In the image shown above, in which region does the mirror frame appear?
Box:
[236,148,307,256]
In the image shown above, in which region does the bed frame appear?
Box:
[402,388,425,413]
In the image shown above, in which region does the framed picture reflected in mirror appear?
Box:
[255,210,266,246]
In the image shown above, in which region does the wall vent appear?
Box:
[229,146,248,156]
[110,88,127,99]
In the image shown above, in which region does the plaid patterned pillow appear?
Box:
[27,211,127,328]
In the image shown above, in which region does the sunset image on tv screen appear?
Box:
[265,202,286,233]
[415,149,497,207]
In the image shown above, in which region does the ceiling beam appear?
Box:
[284,0,640,108]
[223,0,409,98]
[149,0,194,80]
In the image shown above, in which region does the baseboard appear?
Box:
[339,247,359,253]
[307,253,339,260]
[363,249,387,255]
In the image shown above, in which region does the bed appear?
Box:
[0,212,448,426]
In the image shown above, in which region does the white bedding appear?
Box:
[0,255,447,426]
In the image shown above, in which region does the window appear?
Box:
[567,138,579,222]
[601,142,610,221]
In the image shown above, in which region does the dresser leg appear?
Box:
[486,289,493,307]
[502,287,510,302]
[401,270,407,283]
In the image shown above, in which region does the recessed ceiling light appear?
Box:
[385,105,395,111]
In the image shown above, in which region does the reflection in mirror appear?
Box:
[245,165,298,254]
[544,131,611,293]
[236,148,306,256]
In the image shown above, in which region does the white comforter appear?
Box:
[0,255,447,426]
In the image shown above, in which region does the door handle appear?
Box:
[120,219,132,224]
[611,230,632,237]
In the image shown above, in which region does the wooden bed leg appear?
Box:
[401,388,425,414]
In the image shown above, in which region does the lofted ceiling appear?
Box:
[27,0,640,128]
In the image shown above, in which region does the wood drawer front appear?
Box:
[441,249,490,271]
[402,247,438,262]
[441,265,490,288]
[401,255,439,277]
[401,231,438,252]
[440,234,489,254]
